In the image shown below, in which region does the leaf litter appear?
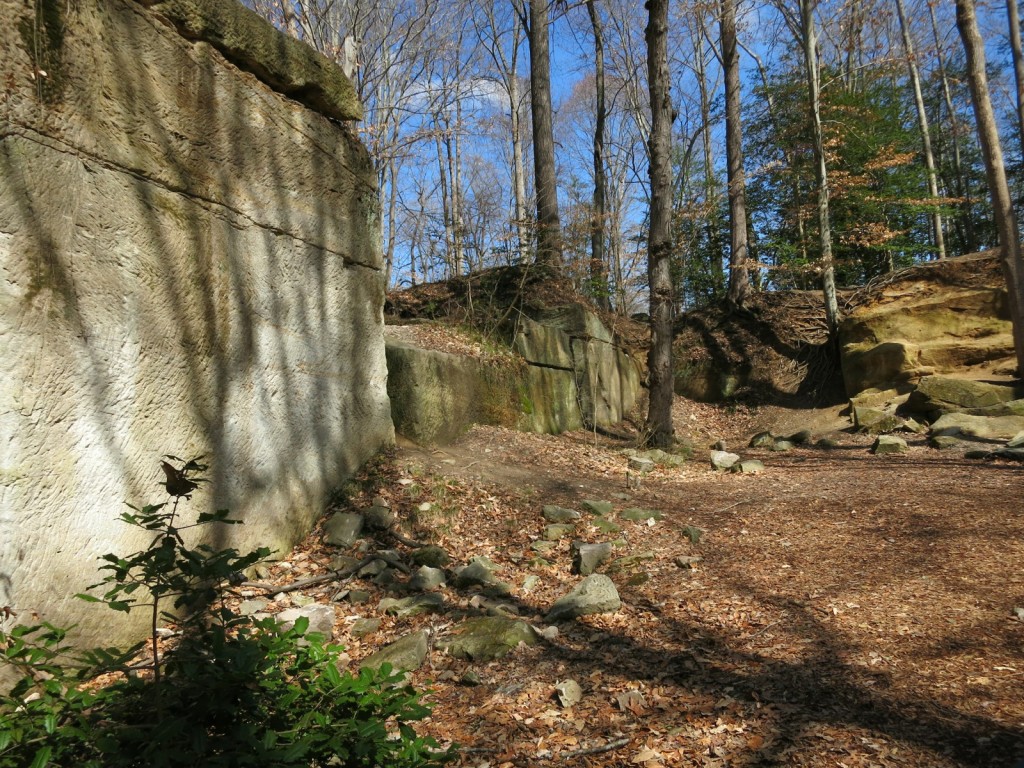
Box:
[233,399,1024,768]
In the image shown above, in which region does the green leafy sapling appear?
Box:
[1,456,452,767]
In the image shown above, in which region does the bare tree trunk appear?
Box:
[643,0,676,449]
[435,121,458,278]
[929,0,976,252]
[1008,0,1024,156]
[586,0,611,310]
[956,0,1024,376]
[800,0,840,336]
[692,15,723,293]
[896,0,946,260]
[527,0,563,268]
[509,67,529,264]
[721,0,750,305]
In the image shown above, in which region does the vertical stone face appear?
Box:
[0,0,392,646]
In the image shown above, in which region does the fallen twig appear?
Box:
[241,557,371,594]
[561,737,630,760]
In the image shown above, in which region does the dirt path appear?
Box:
[277,401,1024,767]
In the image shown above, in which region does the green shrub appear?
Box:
[0,457,452,767]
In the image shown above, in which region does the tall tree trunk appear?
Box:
[434,121,458,278]
[1008,0,1024,157]
[929,0,976,252]
[587,0,611,310]
[643,0,676,449]
[800,0,840,336]
[896,0,947,260]
[721,0,750,305]
[693,16,723,293]
[509,67,529,265]
[527,0,563,268]
[956,0,1024,376]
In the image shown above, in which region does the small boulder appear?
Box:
[378,593,444,617]
[1009,430,1024,449]
[571,541,613,576]
[619,508,662,522]
[732,459,765,474]
[544,523,576,541]
[581,499,614,516]
[710,450,740,471]
[929,435,961,450]
[787,430,812,445]
[769,439,794,452]
[592,518,621,535]
[363,504,396,531]
[361,630,429,673]
[749,431,775,449]
[350,617,381,638]
[275,604,336,640]
[546,574,621,622]
[409,565,446,591]
[628,456,657,473]
[542,505,581,523]
[439,617,538,661]
[853,407,903,434]
[323,513,364,547]
[872,435,908,455]
[411,545,451,568]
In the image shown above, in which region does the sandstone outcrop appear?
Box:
[840,254,1015,395]
[1,0,389,647]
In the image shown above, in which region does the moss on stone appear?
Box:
[144,0,362,121]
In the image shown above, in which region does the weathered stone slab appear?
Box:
[930,413,1024,440]
[439,617,538,661]
[546,574,621,622]
[361,631,429,673]
[1,0,389,651]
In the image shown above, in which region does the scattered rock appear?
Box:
[440,617,538,661]
[1013,606,1024,622]
[542,505,581,523]
[853,406,904,434]
[323,512,364,547]
[238,598,269,616]
[674,555,703,569]
[816,437,840,449]
[608,551,656,573]
[411,545,451,568]
[454,557,512,594]
[544,523,576,541]
[275,604,336,640]
[749,431,775,449]
[360,630,429,673]
[350,617,381,638]
[872,435,908,455]
[929,435,961,450]
[712,439,729,451]
[996,446,1024,461]
[409,565,446,591]
[358,559,389,578]
[379,593,444,617]
[906,376,1023,418]
[642,448,689,467]
[571,541,613,576]
[787,430,812,445]
[1009,431,1024,449]
[461,670,483,686]
[363,504,396,531]
[628,456,656,473]
[531,540,557,553]
[546,574,621,622]
[964,449,992,460]
[346,589,372,604]
[710,450,740,471]
[770,439,794,452]
[581,499,614,516]
[930,412,1024,440]
[592,518,621,535]
[555,679,583,708]
[522,575,541,592]
[732,459,765,474]
[619,508,662,522]
[329,554,363,572]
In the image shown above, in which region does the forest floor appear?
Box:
[266,397,1024,768]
